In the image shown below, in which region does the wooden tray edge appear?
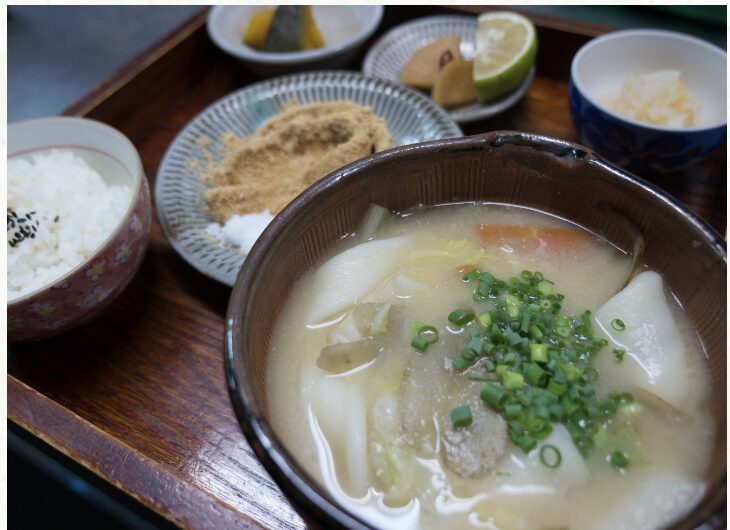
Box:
[8,375,260,530]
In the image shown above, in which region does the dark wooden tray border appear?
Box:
[8,6,726,530]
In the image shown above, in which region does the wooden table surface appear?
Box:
[8,6,726,530]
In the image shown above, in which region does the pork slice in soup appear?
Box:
[268,203,712,530]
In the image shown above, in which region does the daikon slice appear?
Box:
[494,424,591,495]
[306,237,413,324]
[595,271,690,411]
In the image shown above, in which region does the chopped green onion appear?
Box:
[449,309,475,326]
[562,363,580,381]
[466,337,484,355]
[524,363,547,387]
[520,312,531,333]
[506,295,521,317]
[411,323,439,352]
[450,405,473,428]
[609,450,631,469]
[547,379,566,396]
[495,470,511,477]
[611,318,626,331]
[412,336,430,352]
[478,312,492,328]
[476,282,491,297]
[539,444,562,468]
[528,418,552,439]
[613,348,626,363]
[505,403,523,419]
[620,392,635,403]
[452,356,472,371]
[537,281,553,296]
[481,383,508,409]
[502,371,524,390]
[530,343,548,363]
[514,434,537,452]
[444,269,632,457]
[461,348,477,362]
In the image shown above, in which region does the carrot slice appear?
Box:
[477,224,592,256]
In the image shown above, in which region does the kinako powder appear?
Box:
[202,101,393,224]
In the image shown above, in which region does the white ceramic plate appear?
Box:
[155,71,463,286]
[362,15,535,124]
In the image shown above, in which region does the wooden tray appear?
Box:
[8,6,726,530]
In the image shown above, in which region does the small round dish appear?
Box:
[8,117,151,343]
[207,5,384,77]
[155,70,462,286]
[362,15,536,124]
[570,29,727,174]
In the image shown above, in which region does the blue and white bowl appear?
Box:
[570,29,726,174]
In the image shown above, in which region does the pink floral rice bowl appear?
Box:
[8,117,151,342]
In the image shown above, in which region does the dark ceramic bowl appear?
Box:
[226,132,726,530]
[569,30,727,174]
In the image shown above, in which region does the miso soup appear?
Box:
[268,203,713,530]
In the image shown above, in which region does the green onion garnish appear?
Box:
[609,450,631,469]
[448,309,475,326]
[478,312,492,328]
[450,405,473,428]
[411,336,429,352]
[613,348,626,363]
[480,383,508,409]
[411,323,438,352]
[539,444,562,468]
[452,356,470,371]
[502,371,524,390]
[525,363,547,387]
[410,269,632,463]
[611,318,626,331]
[530,343,548,363]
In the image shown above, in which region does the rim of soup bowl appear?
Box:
[571,29,728,134]
[7,116,146,306]
[225,131,726,530]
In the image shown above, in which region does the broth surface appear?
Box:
[268,203,712,530]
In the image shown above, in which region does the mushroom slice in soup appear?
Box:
[440,393,508,478]
[318,303,406,374]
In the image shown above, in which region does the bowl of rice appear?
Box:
[569,30,727,174]
[8,117,151,342]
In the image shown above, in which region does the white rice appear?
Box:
[7,149,133,301]
[206,210,274,254]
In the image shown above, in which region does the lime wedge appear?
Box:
[473,12,537,104]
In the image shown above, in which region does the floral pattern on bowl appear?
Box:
[8,117,152,343]
[8,180,150,342]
